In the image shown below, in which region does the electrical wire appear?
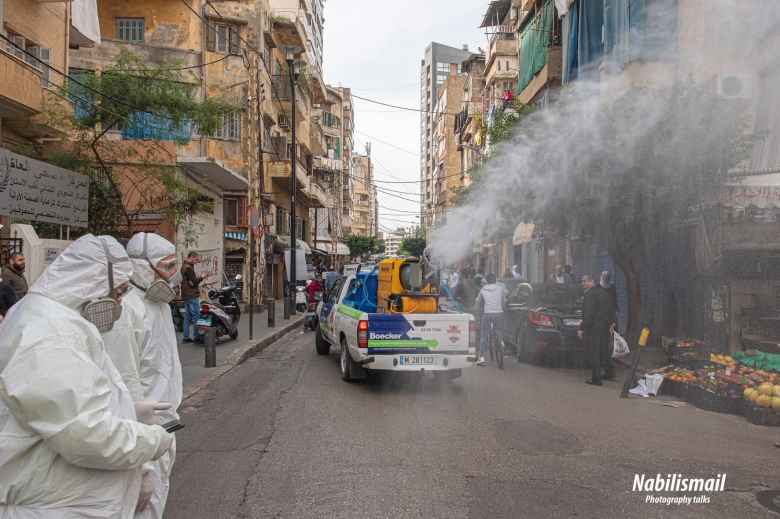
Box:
[354,130,418,156]
[113,53,231,72]
[351,93,464,116]
[350,83,419,91]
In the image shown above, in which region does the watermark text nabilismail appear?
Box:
[634,474,726,505]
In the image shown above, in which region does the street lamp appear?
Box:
[279,44,306,315]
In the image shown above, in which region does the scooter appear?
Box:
[295,284,308,313]
[197,275,242,342]
[170,296,185,332]
[303,291,324,331]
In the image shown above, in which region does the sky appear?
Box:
[322,0,489,238]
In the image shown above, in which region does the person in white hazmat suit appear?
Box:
[103,257,174,514]
[0,234,175,518]
[126,232,184,519]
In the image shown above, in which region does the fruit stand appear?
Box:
[648,349,780,425]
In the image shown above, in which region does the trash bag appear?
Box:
[645,374,664,396]
[612,332,630,358]
[629,379,649,398]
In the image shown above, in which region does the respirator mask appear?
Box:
[129,233,181,303]
[82,242,129,334]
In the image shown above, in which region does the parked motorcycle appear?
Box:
[303,291,324,331]
[295,285,308,313]
[170,296,185,332]
[197,275,242,342]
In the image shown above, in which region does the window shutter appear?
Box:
[40,48,51,88]
[206,22,216,52]
[229,24,240,55]
[237,197,248,227]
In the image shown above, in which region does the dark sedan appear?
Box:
[502,283,584,364]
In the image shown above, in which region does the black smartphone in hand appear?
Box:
[161,419,184,433]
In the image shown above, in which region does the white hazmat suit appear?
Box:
[0,235,170,518]
[126,232,183,519]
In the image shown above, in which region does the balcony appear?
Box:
[486,33,517,69]
[307,178,329,208]
[0,50,44,117]
[314,156,343,173]
[271,75,308,123]
[309,122,326,156]
[517,47,562,104]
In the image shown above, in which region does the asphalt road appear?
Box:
[167,330,780,518]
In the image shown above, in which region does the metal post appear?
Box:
[248,229,254,340]
[620,327,651,399]
[204,328,217,368]
[288,60,297,317]
[268,298,275,327]
[283,296,290,320]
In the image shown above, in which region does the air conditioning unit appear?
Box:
[278,114,292,132]
[715,73,753,99]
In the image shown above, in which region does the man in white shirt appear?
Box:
[547,264,571,284]
[474,274,508,365]
[449,269,459,290]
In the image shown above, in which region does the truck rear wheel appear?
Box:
[340,337,355,382]
[315,325,330,355]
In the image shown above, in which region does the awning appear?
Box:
[322,241,350,256]
[513,223,535,245]
[311,248,329,257]
[480,0,511,28]
[712,172,780,208]
[277,235,312,254]
[178,156,248,192]
[225,232,248,241]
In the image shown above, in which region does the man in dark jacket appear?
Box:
[180,252,204,344]
[577,274,616,385]
[0,276,17,322]
[2,252,28,300]
[453,270,479,313]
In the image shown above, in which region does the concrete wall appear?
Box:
[10,224,73,285]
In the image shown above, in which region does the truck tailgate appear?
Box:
[366,313,472,354]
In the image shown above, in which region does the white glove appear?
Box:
[152,425,174,460]
[136,471,153,513]
[134,401,172,425]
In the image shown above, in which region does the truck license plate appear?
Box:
[564,319,581,326]
[400,355,436,365]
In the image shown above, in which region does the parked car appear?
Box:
[503,283,584,364]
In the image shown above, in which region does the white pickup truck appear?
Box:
[314,274,476,381]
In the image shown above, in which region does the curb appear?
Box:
[181,314,307,403]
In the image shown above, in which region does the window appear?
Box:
[206,20,240,54]
[213,111,239,140]
[436,62,449,74]
[225,197,248,227]
[328,279,342,303]
[7,34,25,60]
[117,19,145,43]
[26,45,51,88]
[122,112,190,142]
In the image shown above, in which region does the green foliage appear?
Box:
[344,234,381,260]
[398,236,427,258]
[376,241,386,254]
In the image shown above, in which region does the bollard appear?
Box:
[620,327,651,399]
[268,298,276,328]
[283,297,290,320]
[204,328,217,368]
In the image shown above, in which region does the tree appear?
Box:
[344,234,381,260]
[398,236,426,258]
[446,85,755,342]
[41,50,237,243]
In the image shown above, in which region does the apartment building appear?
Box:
[433,74,467,227]
[419,42,472,228]
[454,53,486,189]
[384,227,407,257]
[352,154,372,236]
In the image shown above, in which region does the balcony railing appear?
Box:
[270,75,309,116]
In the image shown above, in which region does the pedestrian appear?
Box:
[548,264,571,284]
[474,273,508,366]
[474,270,485,286]
[180,251,204,344]
[127,232,184,519]
[453,270,479,313]
[601,271,619,321]
[324,265,339,295]
[503,268,512,278]
[449,268,459,290]
[0,234,174,517]
[0,276,16,323]
[2,251,28,299]
[511,265,522,279]
[564,265,574,283]
[578,274,617,385]
[306,273,324,303]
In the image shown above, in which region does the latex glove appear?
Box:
[577,330,583,340]
[134,401,172,425]
[136,471,153,513]
[152,425,175,460]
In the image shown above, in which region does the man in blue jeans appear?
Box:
[474,273,507,366]
[180,251,204,344]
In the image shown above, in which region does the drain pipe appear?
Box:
[199,0,207,158]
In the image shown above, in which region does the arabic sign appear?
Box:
[44,248,60,264]
[190,249,220,285]
[0,148,89,227]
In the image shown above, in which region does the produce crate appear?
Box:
[660,378,682,398]
[681,385,744,415]
[744,403,780,426]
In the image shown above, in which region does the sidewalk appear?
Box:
[614,346,670,373]
[177,299,306,387]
